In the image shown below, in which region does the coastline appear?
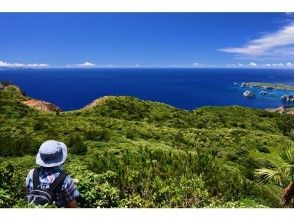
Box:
[2,82,294,115]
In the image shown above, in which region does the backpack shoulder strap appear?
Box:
[32,167,41,190]
[49,172,67,193]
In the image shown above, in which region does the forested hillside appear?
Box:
[1,84,294,208]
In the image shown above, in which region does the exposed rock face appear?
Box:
[281,95,294,102]
[266,106,294,115]
[0,81,12,87]
[260,91,268,95]
[22,99,61,112]
[0,82,62,112]
[243,90,255,98]
[0,81,25,95]
[0,81,12,90]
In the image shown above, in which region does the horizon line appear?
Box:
[1,66,294,70]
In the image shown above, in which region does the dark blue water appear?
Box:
[0,68,294,111]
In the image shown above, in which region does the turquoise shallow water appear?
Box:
[0,68,294,111]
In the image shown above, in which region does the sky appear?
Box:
[0,13,294,68]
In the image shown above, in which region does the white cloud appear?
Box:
[224,62,294,68]
[193,60,199,66]
[66,62,96,68]
[78,62,95,67]
[219,22,294,58]
[249,62,257,67]
[226,62,259,68]
[0,60,49,68]
[27,63,49,67]
[261,62,294,68]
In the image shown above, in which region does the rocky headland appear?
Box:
[0,81,61,112]
[266,106,294,115]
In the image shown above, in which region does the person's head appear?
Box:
[36,140,67,168]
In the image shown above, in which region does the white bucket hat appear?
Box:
[36,140,67,167]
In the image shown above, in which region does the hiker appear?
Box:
[26,140,80,208]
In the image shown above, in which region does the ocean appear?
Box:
[0,68,294,111]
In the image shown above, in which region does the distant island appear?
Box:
[240,82,294,91]
[238,82,294,103]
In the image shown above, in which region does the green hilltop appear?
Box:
[1,84,294,208]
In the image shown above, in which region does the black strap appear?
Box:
[49,172,67,192]
[32,167,41,190]
[32,167,67,192]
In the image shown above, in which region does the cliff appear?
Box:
[0,82,61,112]
[22,99,61,112]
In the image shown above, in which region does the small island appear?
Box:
[240,82,294,91]
[243,90,255,98]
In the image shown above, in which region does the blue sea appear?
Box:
[0,68,294,111]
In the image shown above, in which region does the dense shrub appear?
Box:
[276,114,294,137]
[85,129,111,142]
[67,135,88,155]
[0,135,41,157]
[33,120,47,131]
[257,145,271,154]
[0,162,29,207]
[0,84,291,208]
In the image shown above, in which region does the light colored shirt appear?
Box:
[26,166,80,207]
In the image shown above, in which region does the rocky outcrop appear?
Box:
[0,83,61,112]
[266,106,294,115]
[22,99,61,112]
[0,81,12,90]
[0,81,26,96]
[243,90,255,98]
[281,95,294,102]
[0,82,62,112]
[260,91,268,95]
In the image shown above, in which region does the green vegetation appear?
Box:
[1,84,294,208]
[255,147,294,207]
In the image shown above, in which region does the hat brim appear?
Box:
[36,143,67,167]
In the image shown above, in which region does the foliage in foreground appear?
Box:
[1,85,294,208]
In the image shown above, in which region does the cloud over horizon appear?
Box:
[225,61,294,68]
[0,60,49,68]
[219,22,294,60]
[66,62,96,68]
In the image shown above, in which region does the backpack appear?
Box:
[26,167,67,206]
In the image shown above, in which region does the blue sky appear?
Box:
[0,13,294,68]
